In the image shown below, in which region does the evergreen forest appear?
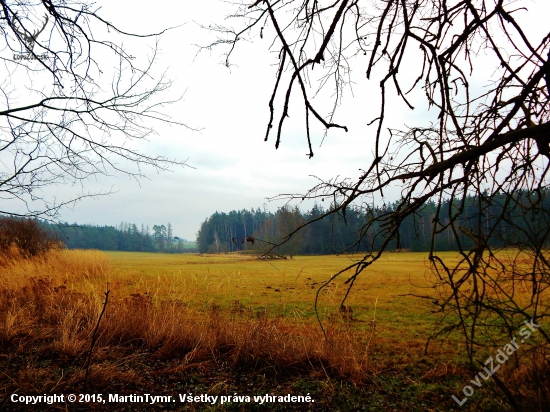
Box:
[196,190,550,256]
[3,190,548,256]
[42,221,196,253]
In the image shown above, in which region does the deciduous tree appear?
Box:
[206,1,550,405]
[0,0,191,219]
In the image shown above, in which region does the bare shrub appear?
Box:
[0,217,61,259]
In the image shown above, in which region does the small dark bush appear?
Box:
[0,217,62,258]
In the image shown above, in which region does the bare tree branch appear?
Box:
[207,1,550,391]
[0,0,194,220]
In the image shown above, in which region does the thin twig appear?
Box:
[83,283,110,392]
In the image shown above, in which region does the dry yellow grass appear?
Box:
[102,251,458,351]
[4,248,540,367]
[0,249,393,382]
[1,248,548,410]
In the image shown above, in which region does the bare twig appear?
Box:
[83,283,110,392]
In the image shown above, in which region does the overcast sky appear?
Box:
[13,0,549,241]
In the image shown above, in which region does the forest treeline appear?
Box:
[2,189,547,256]
[196,190,550,255]
[41,221,197,253]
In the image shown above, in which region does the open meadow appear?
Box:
[0,249,547,411]
[103,251,457,354]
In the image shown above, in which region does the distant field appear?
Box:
[103,250,464,358]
